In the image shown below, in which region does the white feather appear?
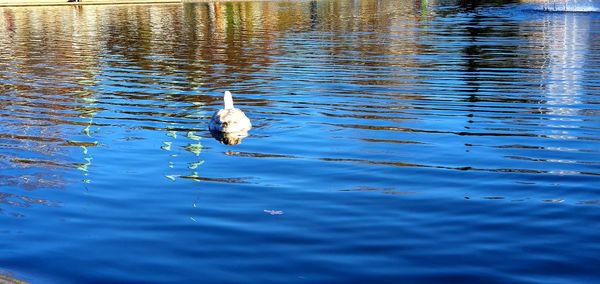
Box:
[208,91,252,134]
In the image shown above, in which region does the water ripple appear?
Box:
[0,0,599,283]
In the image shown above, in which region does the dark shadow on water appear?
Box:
[210,130,249,146]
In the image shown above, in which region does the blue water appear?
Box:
[1,0,599,282]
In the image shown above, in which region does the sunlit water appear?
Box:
[1,0,599,282]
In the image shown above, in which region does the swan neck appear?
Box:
[224,91,234,110]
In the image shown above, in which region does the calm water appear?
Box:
[1,0,599,282]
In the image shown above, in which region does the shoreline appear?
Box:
[0,0,180,7]
[0,0,553,8]
[0,0,252,8]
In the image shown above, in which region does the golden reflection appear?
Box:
[2,0,432,91]
[1,0,434,189]
[0,6,100,189]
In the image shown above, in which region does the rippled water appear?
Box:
[1,0,599,282]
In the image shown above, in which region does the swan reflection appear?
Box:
[210,130,249,146]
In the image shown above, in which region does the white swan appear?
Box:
[208,91,252,134]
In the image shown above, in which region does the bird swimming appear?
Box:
[208,91,252,135]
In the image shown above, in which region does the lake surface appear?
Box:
[1,0,599,282]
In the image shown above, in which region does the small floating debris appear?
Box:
[165,175,177,181]
[264,209,283,215]
[543,199,564,203]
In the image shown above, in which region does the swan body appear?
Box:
[208,91,252,134]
